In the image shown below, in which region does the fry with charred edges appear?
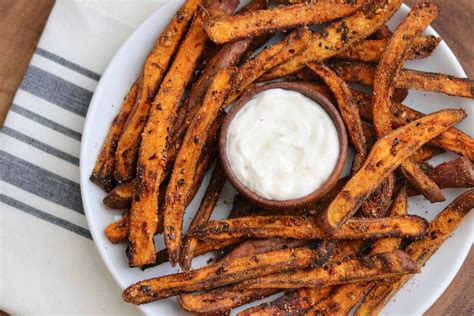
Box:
[122,247,320,304]
[307,62,367,172]
[180,164,227,270]
[306,186,408,315]
[90,81,139,191]
[320,108,466,232]
[337,35,440,62]
[191,214,428,240]
[372,2,443,203]
[204,0,364,43]
[332,61,474,99]
[103,180,135,209]
[260,0,402,81]
[356,189,474,316]
[164,68,234,267]
[239,250,419,290]
[113,0,202,183]
[225,27,312,104]
[178,238,316,314]
[352,90,474,160]
[127,1,238,267]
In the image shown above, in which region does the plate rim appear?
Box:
[79,2,472,315]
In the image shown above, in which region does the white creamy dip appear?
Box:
[226,88,340,200]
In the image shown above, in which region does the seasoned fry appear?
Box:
[90,81,139,191]
[408,157,474,196]
[356,190,474,316]
[204,0,364,43]
[113,0,201,183]
[320,108,466,232]
[178,239,318,314]
[333,61,474,99]
[180,164,227,270]
[307,62,367,172]
[352,87,474,160]
[122,247,319,304]
[103,180,135,209]
[242,250,419,290]
[369,24,392,40]
[336,35,440,62]
[372,2,442,203]
[358,175,395,218]
[191,215,428,240]
[164,68,235,267]
[226,27,312,104]
[105,212,130,244]
[128,2,235,267]
[260,0,402,81]
[411,145,445,162]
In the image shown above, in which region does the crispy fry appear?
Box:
[204,0,364,43]
[333,61,474,99]
[128,2,235,266]
[113,0,201,183]
[336,35,440,62]
[408,157,474,195]
[320,108,466,232]
[226,27,312,104]
[307,62,367,173]
[90,81,139,191]
[369,24,392,40]
[180,164,227,270]
[122,247,319,304]
[372,2,442,203]
[103,180,135,209]
[242,250,419,290]
[164,68,235,267]
[105,212,130,244]
[411,145,445,162]
[260,0,402,81]
[191,215,428,240]
[352,88,474,160]
[178,239,319,314]
[358,175,395,218]
[356,189,474,316]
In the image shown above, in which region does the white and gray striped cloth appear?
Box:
[0,1,170,314]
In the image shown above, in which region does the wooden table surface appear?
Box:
[0,0,472,315]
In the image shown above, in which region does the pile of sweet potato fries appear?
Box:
[90,0,474,314]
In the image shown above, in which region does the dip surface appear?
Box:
[226,88,340,200]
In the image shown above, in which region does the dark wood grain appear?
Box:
[0,0,471,315]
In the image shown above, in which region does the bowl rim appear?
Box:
[219,81,348,209]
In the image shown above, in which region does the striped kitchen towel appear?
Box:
[0,1,169,314]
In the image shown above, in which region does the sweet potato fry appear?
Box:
[204,0,364,43]
[178,239,319,314]
[103,180,135,209]
[260,0,402,81]
[336,35,440,62]
[105,212,130,244]
[411,145,445,162]
[128,1,235,267]
[408,157,474,196]
[240,240,364,315]
[164,68,234,267]
[113,0,202,183]
[307,62,367,173]
[122,247,319,304]
[226,27,312,104]
[305,186,409,315]
[356,189,474,316]
[241,250,419,290]
[352,89,474,160]
[369,24,392,39]
[90,81,139,191]
[191,215,428,240]
[333,61,474,99]
[180,164,227,270]
[320,108,466,232]
[372,2,443,203]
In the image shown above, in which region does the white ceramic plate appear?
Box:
[80,2,473,315]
